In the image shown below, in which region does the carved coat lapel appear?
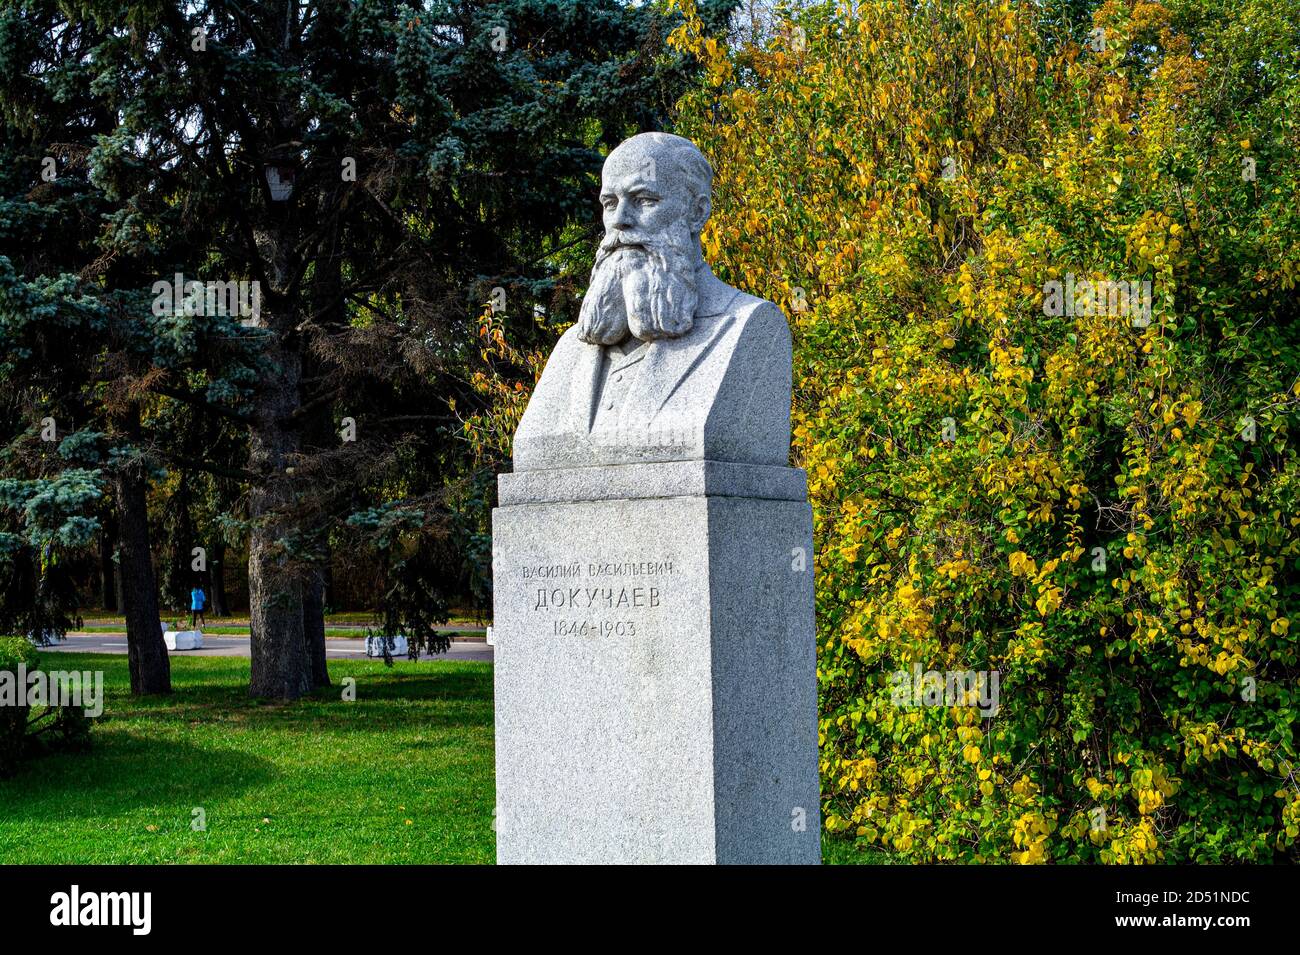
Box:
[618,314,734,431]
[568,341,603,433]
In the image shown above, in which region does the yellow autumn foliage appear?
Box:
[670,0,1300,862]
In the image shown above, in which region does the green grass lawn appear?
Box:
[1,652,879,864]
[73,624,483,640]
[79,611,487,629]
[0,653,495,864]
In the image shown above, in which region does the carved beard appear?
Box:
[575,221,700,346]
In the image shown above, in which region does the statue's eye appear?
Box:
[636,197,657,207]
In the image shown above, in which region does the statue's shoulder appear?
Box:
[544,322,591,361]
[704,279,789,332]
[724,289,791,347]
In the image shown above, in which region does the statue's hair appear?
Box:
[607,132,713,225]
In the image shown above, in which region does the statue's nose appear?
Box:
[611,200,635,230]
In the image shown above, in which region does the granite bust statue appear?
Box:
[494,135,819,864]
[512,132,792,471]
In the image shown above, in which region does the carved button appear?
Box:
[615,373,623,382]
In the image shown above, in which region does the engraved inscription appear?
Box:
[522,561,673,579]
[553,620,637,637]
[521,559,675,636]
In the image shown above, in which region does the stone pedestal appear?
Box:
[492,461,819,864]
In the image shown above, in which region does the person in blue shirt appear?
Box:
[189,585,206,630]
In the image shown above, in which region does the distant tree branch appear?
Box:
[150,384,256,426]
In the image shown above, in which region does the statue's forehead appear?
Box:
[602,144,677,192]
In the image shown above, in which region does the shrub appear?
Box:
[0,635,38,777]
[670,0,1300,861]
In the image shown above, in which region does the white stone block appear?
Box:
[163,630,204,651]
[365,635,408,657]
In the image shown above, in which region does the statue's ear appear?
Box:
[688,192,711,234]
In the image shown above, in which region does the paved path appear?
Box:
[41,633,494,663]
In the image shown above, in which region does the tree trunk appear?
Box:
[113,546,125,616]
[247,336,311,700]
[304,565,329,688]
[174,477,196,613]
[299,184,342,693]
[115,468,171,695]
[98,513,118,612]
[209,539,228,618]
[246,63,319,698]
